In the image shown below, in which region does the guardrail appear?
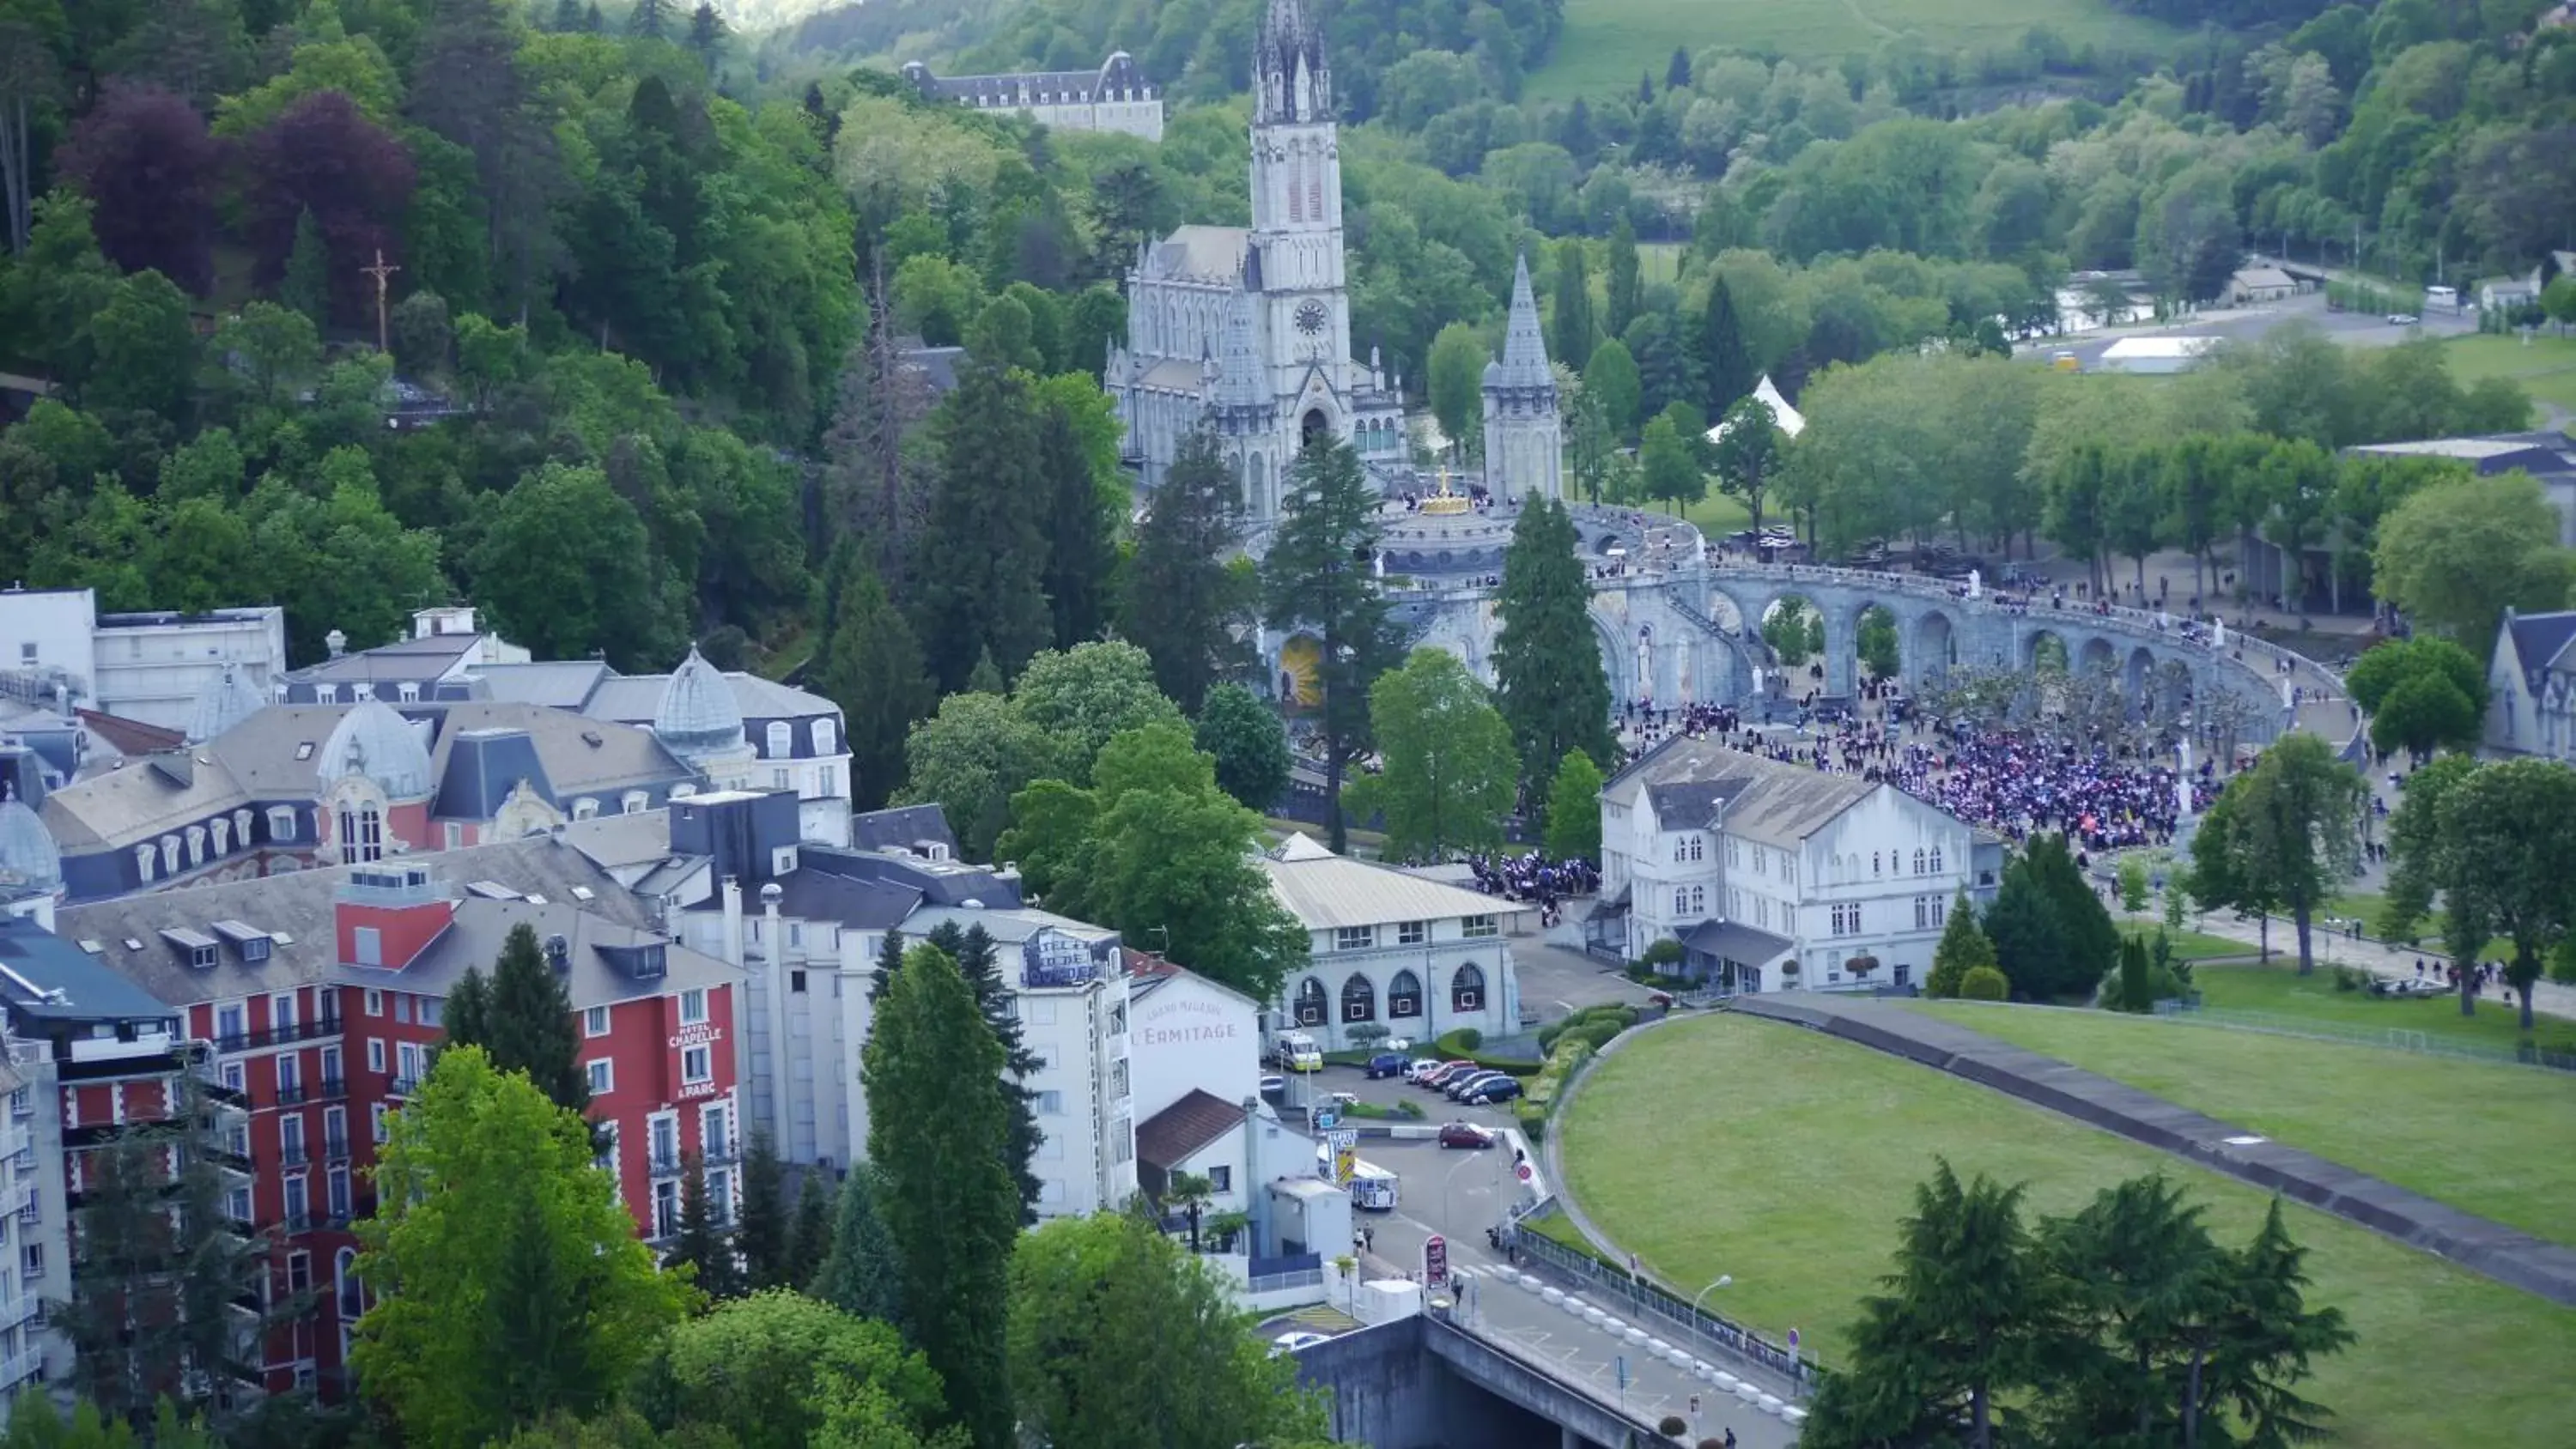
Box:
[2153,1001,2576,1072]
[1504,1217,1814,1393]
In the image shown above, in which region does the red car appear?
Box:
[1438,1122,1498,1150]
[1421,1061,1479,1089]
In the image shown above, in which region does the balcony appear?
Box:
[323,1135,351,1163]
[213,1016,344,1054]
[0,1294,38,1331]
[279,1143,309,1167]
[0,1345,42,1393]
[314,1075,347,1102]
[386,1074,420,1097]
[283,1210,313,1234]
[647,1149,682,1177]
[702,1140,741,1167]
[274,1082,310,1106]
[0,1121,29,1161]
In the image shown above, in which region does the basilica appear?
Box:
[1106,0,1563,527]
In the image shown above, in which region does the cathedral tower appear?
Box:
[1249,0,1352,433]
[1482,252,1564,501]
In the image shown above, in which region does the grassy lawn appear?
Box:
[1527,0,2177,101]
[2122,922,2255,961]
[1679,489,1752,537]
[1637,241,1686,288]
[1558,1016,2576,1449]
[1908,1001,2576,1246]
[2193,961,2576,1055]
[2441,331,2576,415]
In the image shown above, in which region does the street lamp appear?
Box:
[1691,1274,1734,1319]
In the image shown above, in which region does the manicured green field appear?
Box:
[2193,961,2576,1056]
[2441,332,2576,415]
[1909,1001,2576,1245]
[1557,1015,2576,1449]
[2121,923,2254,961]
[1678,489,1751,536]
[1525,0,2178,101]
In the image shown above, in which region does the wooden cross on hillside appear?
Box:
[361,249,401,356]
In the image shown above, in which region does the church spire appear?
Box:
[1255,0,1328,124]
[1495,250,1551,382]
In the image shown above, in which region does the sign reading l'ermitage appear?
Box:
[1134,992,1243,1047]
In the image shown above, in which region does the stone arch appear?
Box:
[1855,603,1900,683]
[2078,636,2117,677]
[2156,659,2195,718]
[1911,609,1958,685]
[2023,628,2070,674]
[1704,592,1746,634]
[1759,593,1829,683]
[1340,973,1376,1023]
[1301,407,1330,445]
[2125,645,2157,701]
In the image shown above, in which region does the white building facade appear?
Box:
[2,586,287,731]
[1601,738,1976,992]
[1261,834,1528,1050]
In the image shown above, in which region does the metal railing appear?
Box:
[1506,1219,1815,1393]
[2151,1001,2576,1072]
[0,1294,39,1330]
[214,1016,344,1054]
[0,1345,44,1392]
[1247,1267,1324,1294]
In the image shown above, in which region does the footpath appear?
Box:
[2177,908,2576,1023]
[1729,994,2576,1307]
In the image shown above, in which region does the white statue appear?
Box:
[2176,739,2195,822]
[2212,618,2226,648]
[1966,568,1982,599]
[1373,549,1385,579]
[1636,628,1654,706]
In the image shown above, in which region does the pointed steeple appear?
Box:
[1500,250,1550,376]
[1255,0,1328,124]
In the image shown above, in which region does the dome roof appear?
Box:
[0,797,61,891]
[653,646,746,758]
[316,700,436,800]
[185,663,267,745]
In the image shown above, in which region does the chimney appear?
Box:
[325,628,347,659]
[336,864,451,971]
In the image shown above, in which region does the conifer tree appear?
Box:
[811,1162,904,1332]
[1037,397,1115,650]
[813,545,934,811]
[864,944,1018,1447]
[914,361,1052,692]
[783,1169,836,1292]
[628,0,670,39]
[1493,499,1614,814]
[1260,437,1400,852]
[1550,239,1595,372]
[1605,215,1643,340]
[1698,275,1756,421]
[445,923,590,1119]
[1925,893,1996,998]
[867,927,905,1004]
[927,922,1044,1224]
[280,208,331,329]
[1121,432,1250,713]
[736,1131,789,1289]
[1542,750,1604,864]
[665,1149,740,1301]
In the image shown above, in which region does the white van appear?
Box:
[1276,1031,1323,1071]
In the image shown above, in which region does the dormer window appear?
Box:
[766,721,793,759]
[318,685,338,704]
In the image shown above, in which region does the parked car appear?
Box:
[1258,1075,1286,1097]
[2386,312,2420,325]
[1438,1122,1498,1149]
[1365,1052,1413,1079]
[1271,1331,1332,1354]
[1463,1076,1522,1105]
[1423,1061,1481,1089]
[1446,1070,1509,1100]
[1407,1060,1449,1085]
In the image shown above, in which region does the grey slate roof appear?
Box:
[377,894,738,1009]
[52,830,668,1009]
[1608,736,1882,849]
[423,703,690,809]
[849,804,957,858]
[0,914,179,1024]
[1680,919,1795,963]
[2507,610,2576,682]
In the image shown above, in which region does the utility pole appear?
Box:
[361,248,401,356]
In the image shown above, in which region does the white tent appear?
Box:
[1703,375,1805,446]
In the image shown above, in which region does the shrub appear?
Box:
[1659,1416,1688,1437]
[2331,963,2370,992]
[1453,1027,1483,1051]
[1640,938,1685,968]
[1960,965,2009,1001]
[1515,1099,1547,1142]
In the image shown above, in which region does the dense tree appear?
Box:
[1709,395,1785,539]
[1696,275,1756,421]
[2389,759,2576,1032]
[737,1131,789,1291]
[1637,408,1703,515]
[784,1169,836,1294]
[1923,894,1996,998]
[2373,472,2576,645]
[1010,640,1188,785]
[1549,239,1595,371]
[922,921,1045,1224]
[2191,734,2365,975]
[1037,394,1116,650]
[896,691,1052,863]
[638,1291,950,1449]
[1581,337,1642,441]
[1604,215,1643,339]
[1542,749,1604,864]
[914,361,1053,692]
[1007,1212,1329,1449]
[55,82,217,294]
[1351,648,1520,861]
[354,1048,690,1449]
[665,1149,742,1301]
[81,269,196,421]
[1195,681,1291,813]
[440,922,590,1118]
[240,90,416,323]
[467,462,659,670]
[864,943,1019,1449]
[1261,438,1401,852]
[1121,433,1252,713]
[814,548,937,813]
[1492,498,1614,811]
[812,1162,905,1331]
[1425,320,1486,458]
[1984,834,2114,1000]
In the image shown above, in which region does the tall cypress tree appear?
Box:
[1698,275,1756,421]
[447,923,590,1119]
[913,360,1052,693]
[1260,437,1401,853]
[811,1162,902,1331]
[867,928,905,1005]
[928,922,1043,1224]
[783,1169,836,1291]
[1605,215,1643,340]
[1121,431,1250,714]
[1550,239,1596,373]
[865,944,1018,1448]
[1492,499,1614,818]
[736,1131,789,1289]
[1036,397,1115,650]
[665,1148,740,1300]
[814,544,934,811]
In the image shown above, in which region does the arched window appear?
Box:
[1340,974,1376,1022]
[186,826,206,866]
[1293,977,1327,1027]
[1288,155,1305,222]
[1913,848,1927,876]
[1450,963,1486,1012]
[1929,845,1945,873]
[622,791,649,815]
[336,1247,362,1319]
[136,843,157,883]
[1690,886,1705,914]
[1674,888,1690,914]
[573,797,600,821]
[1871,852,1882,876]
[210,816,231,854]
[811,719,838,756]
[766,721,793,759]
[337,804,383,864]
[161,836,180,876]
[1387,970,1422,1018]
[268,806,296,842]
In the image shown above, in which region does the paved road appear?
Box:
[2027,288,2473,371]
[1314,1065,1806,1446]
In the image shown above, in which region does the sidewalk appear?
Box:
[2174,909,2576,1023]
